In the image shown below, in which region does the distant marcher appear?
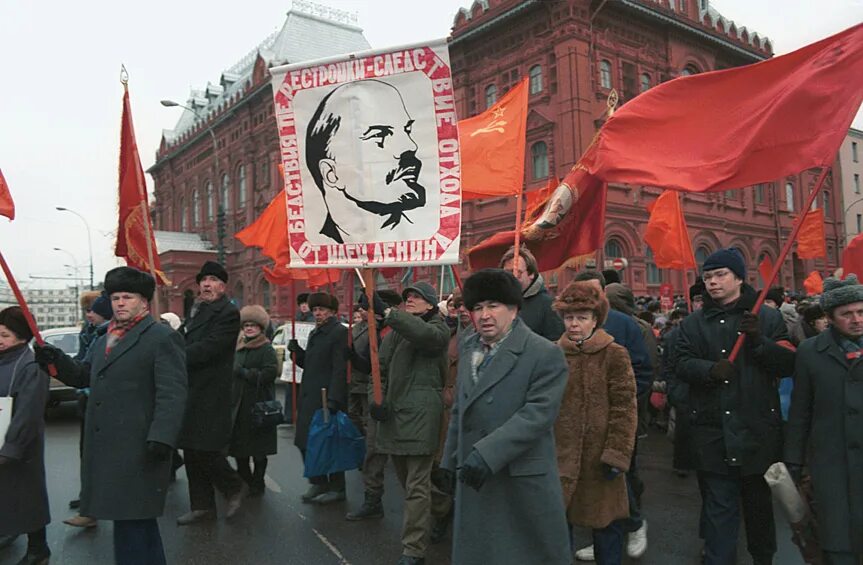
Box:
[296,293,314,323]
[763,286,785,309]
[499,246,565,340]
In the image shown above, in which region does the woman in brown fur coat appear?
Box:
[553,281,637,565]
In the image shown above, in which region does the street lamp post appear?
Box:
[55,207,94,289]
[160,99,226,265]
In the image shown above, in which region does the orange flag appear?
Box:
[644,191,696,270]
[758,255,774,285]
[0,169,14,220]
[460,79,529,200]
[797,208,827,259]
[115,85,168,284]
[803,271,823,295]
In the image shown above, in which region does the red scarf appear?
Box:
[105,310,150,356]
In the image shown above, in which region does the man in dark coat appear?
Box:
[786,275,863,564]
[35,267,187,565]
[295,293,315,322]
[442,269,570,565]
[177,260,245,525]
[499,246,565,340]
[287,292,348,504]
[674,249,795,565]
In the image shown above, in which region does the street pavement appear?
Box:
[1,397,805,565]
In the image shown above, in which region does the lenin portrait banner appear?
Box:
[269,39,462,268]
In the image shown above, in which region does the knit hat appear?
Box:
[196,260,228,284]
[0,306,32,342]
[89,294,113,320]
[79,290,101,310]
[553,281,610,325]
[463,269,523,310]
[765,286,785,305]
[821,274,863,313]
[104,267,155,302]
[702,248,746,280]
[402,282,437,306]
[240,305,270,330]
[308,292,339,312]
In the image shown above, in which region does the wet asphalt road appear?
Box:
[1,396,804,565]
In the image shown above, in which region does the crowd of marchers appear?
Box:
[0,246,860,565]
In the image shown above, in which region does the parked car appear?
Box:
[38,326,81,406]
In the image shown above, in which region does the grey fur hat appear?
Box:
[820,274,863,313]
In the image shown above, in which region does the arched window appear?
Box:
[531,142,549,180]
[234,282,244,308]
[785,182,795,212]
[605,239,624,258]
[192,188,200,227]
[205,181,214,221]
[529,65,543,94]
[179,196,187,231]
[646,248,662,285]
[237,165,247,208]
[260,279,271,310]
[680,64,699,76]
[599,60,612,89]
[485,84,497,108]
[695,246,711,268]
[220,174,230,212]
[639,73,651,93]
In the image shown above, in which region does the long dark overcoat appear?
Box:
[785,330,863,553]
[57,317,188,520]
[441,318,571,565]
[178,295,240,451]
[293,316,347,452]
[229,337,279,458]
[0,346,50,535]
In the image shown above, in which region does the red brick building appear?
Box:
[149,0,844,320]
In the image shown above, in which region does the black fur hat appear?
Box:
[196,260,228,284]
[463,269,523,310]
[104,267,155,302]
[308,292,339,312]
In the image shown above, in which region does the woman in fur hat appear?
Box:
[229,305,279,496]
[553,281,637,565]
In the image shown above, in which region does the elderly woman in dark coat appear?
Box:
[0,307,51,565]
[553,282,637,565]
[230,305,279,496]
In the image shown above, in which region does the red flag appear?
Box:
[461,80,529,200]
[0,169,14,221]
[116,86,168,284]
[525,176,559,219]
[758,255,774,285]
[796,208,827,259]
[644,191,696,270]
[803,271,824,295]
[580,24,863,192]
[842,233,863,280]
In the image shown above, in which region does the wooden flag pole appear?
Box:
[346,270,353,385]
[0,250,56,376]
[290,278,298,424]
[728,166,830,362]
[362,268,383,405]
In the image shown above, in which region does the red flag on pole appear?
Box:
[644,191,696,270]
[0,169,14,221]
[842,233,863,280]
[116,84,168,284]
[758,255,774,286]
[796,208,827,259]
[803,271,824,295]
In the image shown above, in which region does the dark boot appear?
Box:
[345,494,384,520]
[250,457,267,496]
[430,511,452,544]
[15,549,50,565]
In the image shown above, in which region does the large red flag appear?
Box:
[0,169,14,220]
[460,80,529,200]
[803,271,824,295]
[796,208,827,259]
[580,24,863,192]
[644,191,696,270]
[842,233,863,280]
[116,85,168,284]
[758,255,774,286]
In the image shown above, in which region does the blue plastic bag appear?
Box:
[303,409,366,478]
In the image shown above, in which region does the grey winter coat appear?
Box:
[519,274,565,341]
[441,318,570,565]
[0,346,50,535]
[785,329,863,553]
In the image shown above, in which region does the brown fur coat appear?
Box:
[555,328,637,528]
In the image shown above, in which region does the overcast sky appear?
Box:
[0,0,860,289]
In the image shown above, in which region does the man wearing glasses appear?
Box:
[673,248,795,565]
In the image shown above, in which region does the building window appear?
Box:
[599,60,612,89]
[754,184,765,204]
[785,182,794,212]
[260,161,270,188]
[823,191,830,217]
[725,190,736,200]
[260,279,270,310]
[646,248,662,285]
[639,73,651,93]
[680,64,699,76]
[857,214,862,233]
[205,181,214,221]
[605,239,624,258]
[531,142,549,180]
[855,173,860,194]
[220,174,230,212]
[192,189,200,226]
[485,84,497,108]
[529,65,543,94]
[695,246,710,267]
[853,141,859,163]
[179,197,187,231]
[238,165,247,208]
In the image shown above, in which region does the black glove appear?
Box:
[145,441,172,462]
[708,359,736,385]
[738,311,762,343]
[435,468,457,495]
[459,450,492,491]
[326,400,340,414]
[602,463,622,481]
[786,463,803,484]
[369,402,391,422]
[33,343,76,378]
[287,339,301,354]
[359,291,387,318]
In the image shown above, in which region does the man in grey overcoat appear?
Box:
[35,267,187,565]
[786,274,863,565]
[441,269,570,565]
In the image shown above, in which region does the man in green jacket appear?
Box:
[370,282,449,565]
